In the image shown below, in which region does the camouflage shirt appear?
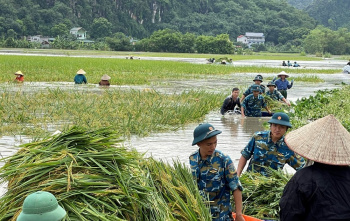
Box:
[241,130,305,176]
[265,90,284,101]
[242,94,267,117]
[190,149,243,221]
[243,84,265,96]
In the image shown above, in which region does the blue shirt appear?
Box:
[241,130,305,176]
[241,94,267,117]
[274,79,292,91]
[190,149,243,221]
[74,74,87,84]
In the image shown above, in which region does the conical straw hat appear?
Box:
[15,71,24,75]
[277,71,289,78]
[101,74,111,80]
[285,115,350,165]
[76,69,86,74]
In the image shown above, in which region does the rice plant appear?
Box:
[0,127,211,220]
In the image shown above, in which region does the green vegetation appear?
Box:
[291,85,350,130]
[239,168,292,220]
[0,127,211,220]
[0,88,223,137]
[305,0,350,31]
[0,0,316,43]
[0,55,339,85]
[292,74,324,83]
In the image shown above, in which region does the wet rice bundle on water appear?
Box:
[0,127,210,220]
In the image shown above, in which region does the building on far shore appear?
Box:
[70,27,87,40]
[26,35,55,48]
[237,32,265,48]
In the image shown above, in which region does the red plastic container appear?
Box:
[232,212,263,221]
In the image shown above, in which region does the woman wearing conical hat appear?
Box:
[14,71,24,83]
[99,74,111,87]
[274,71,293,99]
[74,69,87,84]
[280,115,350,221]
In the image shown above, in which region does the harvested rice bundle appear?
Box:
[0,127,210,221]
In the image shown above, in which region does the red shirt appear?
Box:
[15,75,24,82]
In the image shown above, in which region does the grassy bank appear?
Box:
[0,48,324,60]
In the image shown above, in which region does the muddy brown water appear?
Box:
[0,56,349,196]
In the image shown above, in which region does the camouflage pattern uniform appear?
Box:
[189,149,243,221]
[242,94,267,117]
[241,131,305,176]
[243,84,265,96]
[265,89,284,101]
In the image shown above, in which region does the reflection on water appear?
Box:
[0,72,349,197]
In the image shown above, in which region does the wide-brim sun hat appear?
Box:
[285,115,350,165]
[76,69,86,75]
[17,191,66,221]
[268,112,292,128]
[101,74,111,80]
[15,71,24,76]
[192,123,222,145]
[277,71,289,78]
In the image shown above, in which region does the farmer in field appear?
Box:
[99,74,111,86]
[74,69,87,84]
[280,115,350,221]
[14,70,24,83]
[221,87,241,115]
[236,112,305,177]
[265,81,290,106]
[240,75,265,102]
[190,123,245,221]
[343,62,350,74]
[274,71,293,99]
[293,61,300,67]
[17,191,67,221]
[241,85,271,117]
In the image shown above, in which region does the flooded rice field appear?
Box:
[0,57,349,196]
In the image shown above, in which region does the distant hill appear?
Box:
[287,0,314,10]
[0,0,316,44]
[305,0,350,30]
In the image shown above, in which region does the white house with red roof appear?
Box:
[237,32,265,48]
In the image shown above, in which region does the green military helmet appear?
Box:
[267,81,276,87]
[251,84,261,92]
[192,123,222,145]
[268,112,292,128]
[17,191,66,221]
[253,75,263,82]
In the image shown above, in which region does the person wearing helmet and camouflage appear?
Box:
[240,75,265,103]
[241,85,271,117]
[189,123,244,221]
[236,112,305,177]
[17,191,66,221]
[265,81,290,106]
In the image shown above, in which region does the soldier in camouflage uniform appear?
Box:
[190,123,244,221]
[241,85,271,117]
[236,112,305,177]
[266,81,290,106]
[240,75,265,102]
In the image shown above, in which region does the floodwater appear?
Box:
[0,54,349,197]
